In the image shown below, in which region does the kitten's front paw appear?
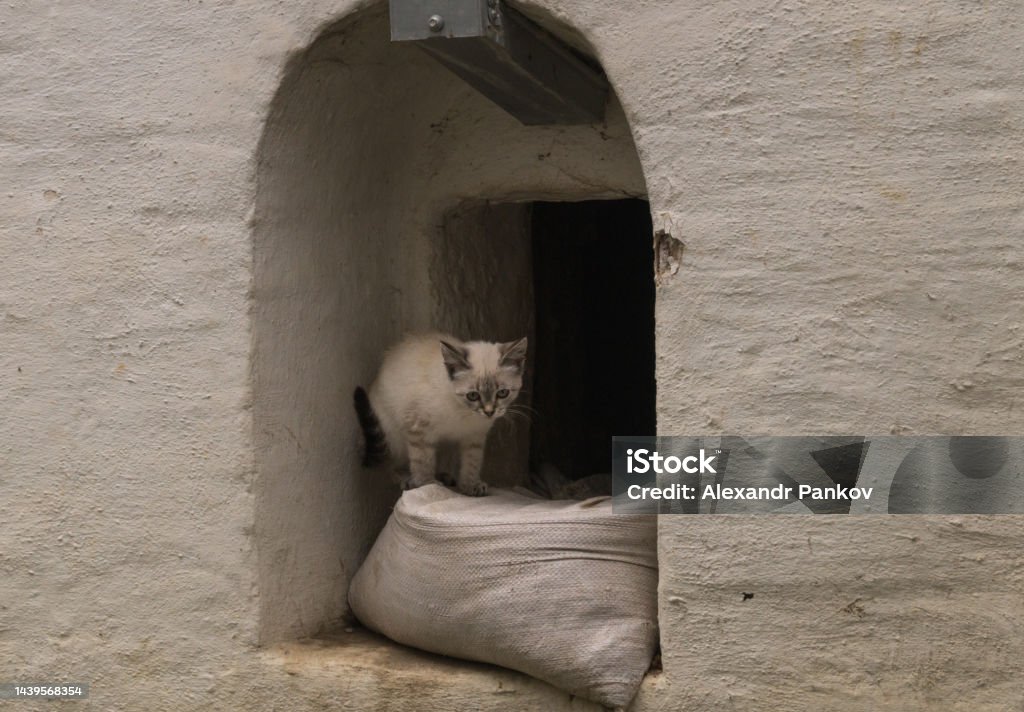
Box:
[458,480,489,497]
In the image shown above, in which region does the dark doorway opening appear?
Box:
[529,200,656,480]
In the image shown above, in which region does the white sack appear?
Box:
[348,484,658,708]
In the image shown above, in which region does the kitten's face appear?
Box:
[440,337,527,420]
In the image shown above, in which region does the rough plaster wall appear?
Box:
[254,5,645,643]
[0,0,306,707]
[659,516,1023,712]
[253,8,421,645]
[0,0,1021,710]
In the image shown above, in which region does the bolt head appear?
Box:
[427,14,445,31]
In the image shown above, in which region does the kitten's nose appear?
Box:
[483,406,494,417]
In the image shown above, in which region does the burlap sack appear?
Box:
[348,484,658,708]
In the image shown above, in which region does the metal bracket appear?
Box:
[389,0,608,125]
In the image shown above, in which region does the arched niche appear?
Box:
[252,1,651,643]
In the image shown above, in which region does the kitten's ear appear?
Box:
[499,337,528,371]
[439,340,472,379]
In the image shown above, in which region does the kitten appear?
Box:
[353,333,528,496]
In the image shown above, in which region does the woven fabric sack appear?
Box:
[348,484,658,708]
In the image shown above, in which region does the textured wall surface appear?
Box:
[659,516,1023,712]
[640,3,1024,710]
[1,0,1021,710]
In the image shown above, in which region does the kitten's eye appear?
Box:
[466,391,481,401]
[496,389,510,399]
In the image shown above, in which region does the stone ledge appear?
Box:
[262,626,662,711]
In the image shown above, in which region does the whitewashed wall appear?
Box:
[1,1,1021,710]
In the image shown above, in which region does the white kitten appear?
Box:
[354,332,527,496]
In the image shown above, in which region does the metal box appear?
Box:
[389,0,492,40]
[389,0,607,125]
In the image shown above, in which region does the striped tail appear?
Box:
[353,387,387,466]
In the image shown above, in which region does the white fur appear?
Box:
[366,332,525,495]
